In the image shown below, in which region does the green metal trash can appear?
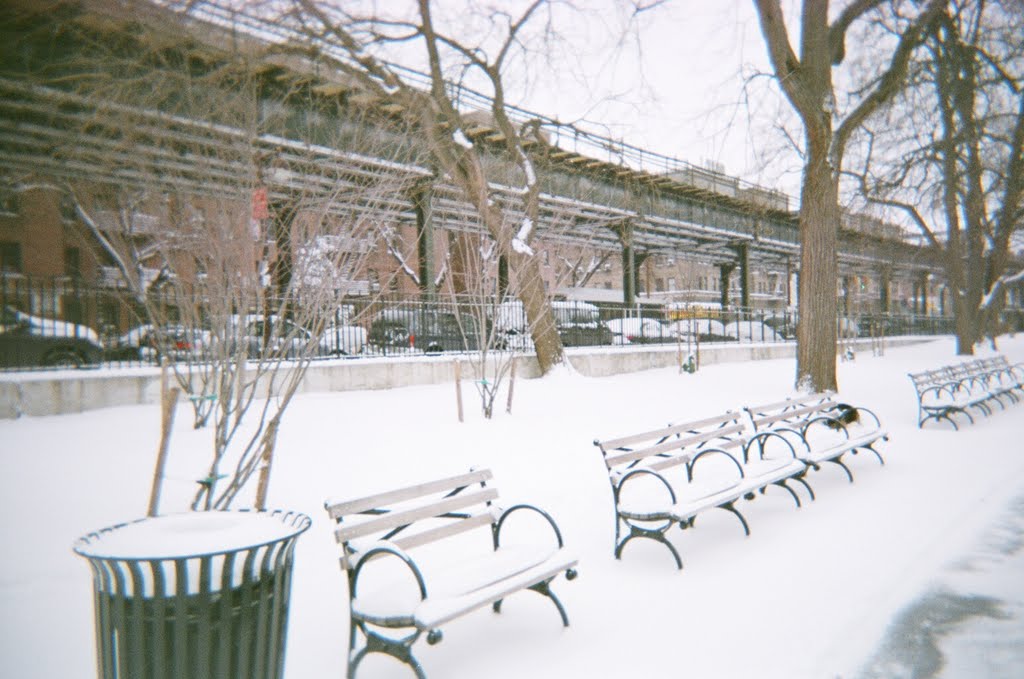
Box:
[73,509,311,679]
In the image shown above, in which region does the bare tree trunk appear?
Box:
[516,254,562,369]
[754,0,944,390]
[796,138,839,391]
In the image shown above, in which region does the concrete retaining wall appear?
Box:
[0,337,931,419]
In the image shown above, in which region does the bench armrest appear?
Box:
[351,542,428,602]
[801,414,851,439]
[744,429,802,463]
[615,467,677,508]
[687,447,744,481]
[494,504,566,549]
[850,404,883,429]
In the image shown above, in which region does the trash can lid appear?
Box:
[74,511,307,560]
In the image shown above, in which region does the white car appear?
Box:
[114,324,210,361]
[667,318,733,342]
[724,321,785,342]
[319,323,367,356]
[606,318,674,344]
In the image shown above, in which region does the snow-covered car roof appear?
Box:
[3,307,102,346]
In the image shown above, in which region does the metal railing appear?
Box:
[1,276,973,372]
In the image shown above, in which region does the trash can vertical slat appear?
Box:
[251,544,273,679]
[149,560,168,679]
[236,547,260,678]
[195,555,214,679]
[215,551,237,679]
[173,558,189,679]
[109,561,129,679]
[266,540,291,679]
[126,560,147,679]
[91,559,115,679]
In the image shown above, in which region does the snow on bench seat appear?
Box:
[595,413,808,570]
[908,364,1002,429]
[325,468,577,678]
[744,393,888,483]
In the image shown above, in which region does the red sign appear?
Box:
[251,187,269,220]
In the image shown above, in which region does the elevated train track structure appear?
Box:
[0,0,944,308]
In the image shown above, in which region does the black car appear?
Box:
[0,306,104,368]
[551,302,613,347]
[369,310,479,354]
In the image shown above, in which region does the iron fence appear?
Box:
[0,276,973,373]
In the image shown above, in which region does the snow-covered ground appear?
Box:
[2,335,1023,679]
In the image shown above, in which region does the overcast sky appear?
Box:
[498,1,802,195]
[345,0,800,195]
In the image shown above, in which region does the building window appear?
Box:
[0,241,23,273]
[0,191,19,217]
[668,277,677,292]
[655,278,665,292]
[64,247,81,279]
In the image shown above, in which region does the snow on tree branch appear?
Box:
[511,217,534,255]
[982,267,1024,309]
[380,224,420,284]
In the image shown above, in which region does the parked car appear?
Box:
[318,322,367,356]
[493,300,613,349]
[368,309,479,354]
[110,324,210,362]
[667,318,736,343]
[0,306,104,368]
[221,314,320,359]
[551,301,613,346]
[316,304,368,356]
[724,320,785,342]
[606,317,674,344]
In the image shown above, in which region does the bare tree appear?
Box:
[1,2,418,509]
[847,0,1024,353]
[216,0,580,374]
[752,0,945,391]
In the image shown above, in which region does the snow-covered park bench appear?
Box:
[946,357,1023,410]
[907,356,1022,429]
[980,355,1024,400]
[324,468,578,678]
[593,411,808,570]
[743,392,888,484]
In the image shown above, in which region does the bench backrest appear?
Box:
[594,411,747,477]
[744,392,836,431]
[325,469,498,571]
[909,368,956,391]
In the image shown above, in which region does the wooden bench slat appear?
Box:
[751,401,838,427]
[603,423,746,468]
[341,511,497,570]
[392,511,496,553]
[326,469,493,519]
[645,439,744,473]
[335,488,499,543]
[597,411,739,450]
[746,392,833,416]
